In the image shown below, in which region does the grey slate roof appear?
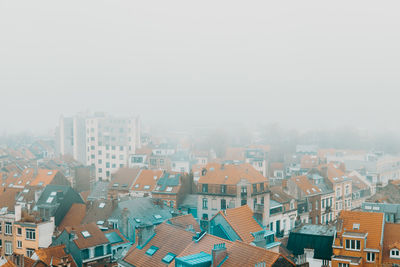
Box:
[87,181,109,201]
[157,173,180,191]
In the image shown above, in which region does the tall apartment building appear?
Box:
[56,113,141,181]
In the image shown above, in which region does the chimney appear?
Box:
[251,230,266,248]
[121,207,129,236]
[14,204,22,221]
[212,243,227,266]
[137,224,155,247]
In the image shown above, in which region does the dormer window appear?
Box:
[391,249,400,259]
[353,223,360,230]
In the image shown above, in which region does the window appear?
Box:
[0,222,2,233]
[98,168,102,173]
[260,183,264,191]
[98,159,102,164]
[26,229,36,240]
[81,231,91,238]
[221,199,226,210]
[162,253,176,264]
[345,185,350,195]
[5,241,12,255]
[315,200,319,210]
[241,199,247,206]
[17,240,22,248]
[338,263,349,267]
[253,184,257,193]
[345,239,361,251]
[0,239,2,247]
[26,248,35,258]
[202,198,208,209]
[336,187,342,197]
[391,249,400,258]
[146,246,159,256]
[5,222,12,235]
[367,252,375,262]
[202,184,208,193]
[17,228,22,235]
[221,185,226,194]
[112,163,116,168]
[106,162,110,168]
[353,223,360,230]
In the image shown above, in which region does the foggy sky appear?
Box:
[1,0,400,134]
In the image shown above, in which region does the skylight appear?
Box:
[144,185,150,190]
[113,183,119,187]
[48,171,53,175]
[50,191,57,196]
[97,220,105,225]
[146,246,159,256]
[154,214,162,220]
[156,186,161,190]
[162,253,176,263]
[353,223,360,230]
[23,189,29,193]
[38,182,43,186]
[135,218,141,223]
[46,197,54,203]
[166,187,173,192]
[81,231,91,238]
[26,181,31,185]
[99,202,106,208]
[135,184,140,188]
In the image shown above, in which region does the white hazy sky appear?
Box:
[0,0,399,134]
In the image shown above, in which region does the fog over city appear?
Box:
[1,0,400,137]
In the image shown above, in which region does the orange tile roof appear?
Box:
[198,163,267,185]
[35,244,77,267]
[216,205,263,244]
[349,175,369,191]
[109,167,141,189]
[222,241,291,267]
[2,261,16,267]
[65,222,109,249]
[290,175,321,196]
[123,223,194,267]
[0,187,23,211]
[167,214,201,233]
[338,211,384,250]
[131,170,163,192]
[317,163,346,183]
[31,169,59,186]
[383,223,400,264]
[58,203,86,230]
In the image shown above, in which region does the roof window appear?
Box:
[46,197,54,203]
[154,214,162,220]
[81,231,91,238]
[99,202,106,208]
[166,187,173,192]
[146,246,159,256]
[144,185,150,190]
[353,223,360,230]
[162,253,176,263]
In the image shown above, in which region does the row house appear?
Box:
[53,223,113,267]
[130,169,163,198]
[209,205,280,252]
[332,211,384,266]
[270,187,297,236]
[196,163,270,230]
[107,168,141,199]
[120,221,295,267]
[152,172,190,209]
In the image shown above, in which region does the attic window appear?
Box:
[146,246,159,256]
[162,253,176,263]
[99,203,106,208]
[81,231,91,238]
[166,187,173,192]
[144,185,150,190]
[353,223,360,230]
[135,184,140,188]
[153,214,162,220]
[46,197,54,203]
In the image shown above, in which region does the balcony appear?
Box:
[197,184,237,197]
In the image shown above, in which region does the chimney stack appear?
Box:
[212,243,227,267]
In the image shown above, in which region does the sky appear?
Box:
[1,0,400,135]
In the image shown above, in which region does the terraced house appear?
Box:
[197,163,270,230]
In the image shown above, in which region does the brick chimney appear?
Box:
[211,243,227,267]
[137,224,155,248]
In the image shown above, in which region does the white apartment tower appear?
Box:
[56,113,141,181]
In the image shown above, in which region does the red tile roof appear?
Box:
[198,163,267,185]
[58,203,86,230]
[35,244,77,267]
[215,205,263,244]
[123,223,194,267]
[290,175,321,196]
[64,222,109,249]
[383,223,400,264]
[167,214,201,233]
[131,170,163,192]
